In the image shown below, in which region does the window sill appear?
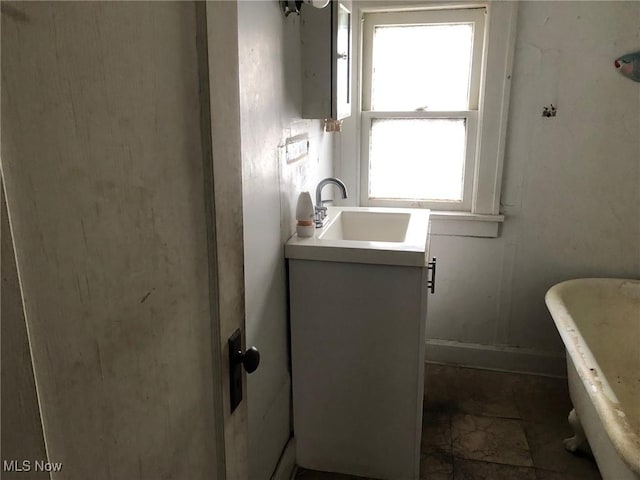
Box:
[429,211,504,238]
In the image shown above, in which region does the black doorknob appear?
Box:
[228,329,260,413]
[240,346,260,373]
[234,346,260,374]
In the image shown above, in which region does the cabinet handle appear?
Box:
[427,257,437,294]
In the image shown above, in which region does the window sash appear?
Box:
[362,7,486,112]
[360,110,478,211]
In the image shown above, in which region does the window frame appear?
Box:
[348,1,518,227]
[361,8,484,211]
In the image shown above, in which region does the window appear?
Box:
[362,8,484,210]
[351,2,518,234]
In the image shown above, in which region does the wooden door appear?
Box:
[1,2,247,479]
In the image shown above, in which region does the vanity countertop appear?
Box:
[285,206,431,267]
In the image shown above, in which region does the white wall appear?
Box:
[337,1,640,375]
[237,2,333,478]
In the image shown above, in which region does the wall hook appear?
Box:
[542,104,557,117]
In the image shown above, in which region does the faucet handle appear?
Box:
[314,206,327,227]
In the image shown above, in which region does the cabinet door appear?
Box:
[333,0,352,119]
[301,0,352,120]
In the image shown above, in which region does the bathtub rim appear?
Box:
[545,277,640,476]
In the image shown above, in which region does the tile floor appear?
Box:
[294,363,602,480]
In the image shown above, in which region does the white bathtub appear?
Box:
[546,278,640,480]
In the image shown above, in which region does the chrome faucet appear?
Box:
[315,177,348,228]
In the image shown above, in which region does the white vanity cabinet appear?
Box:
[286,207,432,480]
[301,0,352,120]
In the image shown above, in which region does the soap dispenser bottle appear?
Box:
[295,191,315,238]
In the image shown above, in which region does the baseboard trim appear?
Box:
[425,339,567,377]
[271,437,296,480]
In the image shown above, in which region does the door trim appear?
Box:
[198,2,249,479]
[195,3,228,479]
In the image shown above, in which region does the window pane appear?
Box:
[369,118,466,201]
[372,24,473,111]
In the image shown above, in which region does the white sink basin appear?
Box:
[319,211,411,242]
[285,206,431,267]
